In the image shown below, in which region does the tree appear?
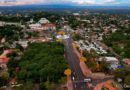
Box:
[58,77,67,84]
[0,71,9,87]
[83,50,98,72]
[103,29,130,58]
[125,75,130,85]
[8,42,68,85]
[0,25,23,42]
[73,34,83,41]
[113,68,126,80]
[44,80,55,90]
[124,48,130,58]
[98,61,109,73]
[0,77,7,87]
[1,71,9,80]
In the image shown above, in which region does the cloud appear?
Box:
[0,0,130,6]
[74,0,130,5]
[0,0,44,6]
[103,0,115,3]
[102,0,120,4]
[72,0,96,5]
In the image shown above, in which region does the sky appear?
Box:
[0,0,130,6]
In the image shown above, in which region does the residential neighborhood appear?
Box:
[0,1,130,90]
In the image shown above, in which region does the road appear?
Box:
[63,38,90,90]
[63,37,114,90]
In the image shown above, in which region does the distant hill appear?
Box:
[0,4,130,9]
[0,4,130,14]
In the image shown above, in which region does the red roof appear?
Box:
[42,23,56,27]
[125,60,130,64]
[4,50,12,54]
[0,57,10,63]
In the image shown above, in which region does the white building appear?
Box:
[76,40,107,54]
[29,23,41,29]
[38,18,50,24]
[42,24,56,30]
[28,37,52,43]
[73,13,80,16]
[99,57,119,69]
[29,23,56,31]
[29,18,56,32]
[56,35,69,40]
[0,21,23,27]
[29,18,34,24]
[17,40,28,48]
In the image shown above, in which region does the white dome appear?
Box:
[39,18,50,24]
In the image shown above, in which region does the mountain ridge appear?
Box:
[0,4,130,9]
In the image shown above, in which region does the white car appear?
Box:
[84,78,91,82]
[72,76,75,80]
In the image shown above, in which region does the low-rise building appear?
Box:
[38,18,50,24]
[0,57,9,70]
[0,21,25,27]
[28,37,52,43]
[76,40,107,54]
[29,18,56,32]
[29,23,41,30]
[56,31,69,40]
[56,35,69,40]
[17,40,28,48]
[123,59,130,68]
[99,57,119,69]
[41,23,56,31]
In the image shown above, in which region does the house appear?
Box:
[0,21,24,27]
[42,23,56,31]
[112,28,117,33]
[99,57,119,69]
[10,78,17,85]
[29,18,56,32]
[28,37,52,43]
[123,59,130,68]
[29,23,56,31]
[76,40,107,54]
[0,57,9,63]
[17,40,28,48]
[73,13,80,16]
[29,18,34,24]
[56,31,69,40]
[0,21,4,26]
[0,50,12,69]
[56,35,69,40]
[1,38,6,43]
[29,23,42,31]
[1,50,12,57]
[0,57,9,69]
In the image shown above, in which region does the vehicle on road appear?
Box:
[84,78,92,82]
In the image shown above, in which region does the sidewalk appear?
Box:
[66,76,73,90]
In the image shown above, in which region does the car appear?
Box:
[72,76,75,80]
[84,78,91,82]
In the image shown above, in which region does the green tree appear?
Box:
[8,42,68,86]
[124,75,130,85]
[44,80,55,90]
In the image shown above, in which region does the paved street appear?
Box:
[64,38,90,90]
[63,37,114,90]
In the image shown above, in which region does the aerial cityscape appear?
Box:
[0,0,130,90]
